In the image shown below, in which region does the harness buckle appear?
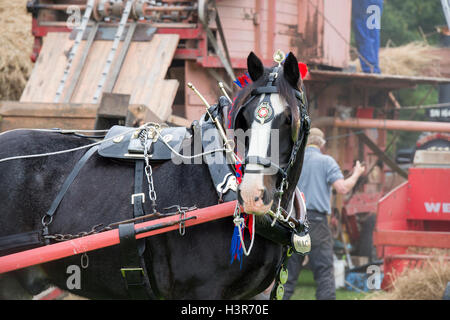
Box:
[269,72,278,79]
[131,193,145,204]
[120,267,146,287]
[121,267,144,278]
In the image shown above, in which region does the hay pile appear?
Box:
[351,42,442,77]
[367,258,450,300]
[0,0,33,101]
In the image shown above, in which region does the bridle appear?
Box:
[232,65,310,225]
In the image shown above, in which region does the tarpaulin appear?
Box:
[352,0,384,73]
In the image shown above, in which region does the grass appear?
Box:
[289,269,368,300]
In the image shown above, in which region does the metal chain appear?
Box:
[142,127,158,214]
[44,223,109,242]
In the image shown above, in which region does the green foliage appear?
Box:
[290,269,367,300]
[380,0,446,46]
[390,85,439,151]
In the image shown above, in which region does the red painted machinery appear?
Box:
[373,150,450,289]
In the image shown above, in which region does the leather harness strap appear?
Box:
[0,230,43,256]
[45,145,99,220]
[39,145,159,299]
[118,159,161,300]
[42,145,99,243]
[132,160,145,220]
[118,223,155,300]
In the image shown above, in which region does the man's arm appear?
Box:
[333,161,365,194]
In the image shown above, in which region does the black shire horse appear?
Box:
[0,52,308,299]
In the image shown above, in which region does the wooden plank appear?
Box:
[0,101,97,118]
[142,107,164,124]
[20,33,74,102]
[114,34,179,106]
[133,35,179,104]
[0,101,147,132]
[103,22,137,94]
[158,80,179,121]
[145,79,179,122]
[213,18,255,31]
[222,30,254,41]
[112,36,161,102]
[0,101,98,131]
[168,115,191,128]
[277,2,298,15]
[63,23,100,103]
[71,40,121,103]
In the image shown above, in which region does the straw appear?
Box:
[0,0,33,100]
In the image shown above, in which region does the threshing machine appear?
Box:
[374,149,450,289]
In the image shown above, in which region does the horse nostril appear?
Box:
[255,189,265,202]
[262,188,270,205]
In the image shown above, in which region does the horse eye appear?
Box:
[285,114,292,124]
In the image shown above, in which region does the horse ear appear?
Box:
[247,52,264,81]
[283,52,300,88]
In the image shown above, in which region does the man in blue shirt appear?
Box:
[284,128,365,300]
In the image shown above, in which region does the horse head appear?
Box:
[231,51,309,216]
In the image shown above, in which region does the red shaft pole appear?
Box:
[0,201,237,274]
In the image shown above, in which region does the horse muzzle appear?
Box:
[237,183,273,216]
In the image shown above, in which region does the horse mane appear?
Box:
[229,65,301,128]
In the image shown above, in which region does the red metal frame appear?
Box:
[344,192,383,216]
[0,201,238,274]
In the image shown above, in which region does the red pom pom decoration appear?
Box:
[298,62,308,80]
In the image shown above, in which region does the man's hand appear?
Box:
[353,160,365,177]
[333,160,366,195]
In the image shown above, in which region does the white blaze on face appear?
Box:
[239,93,286,214]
